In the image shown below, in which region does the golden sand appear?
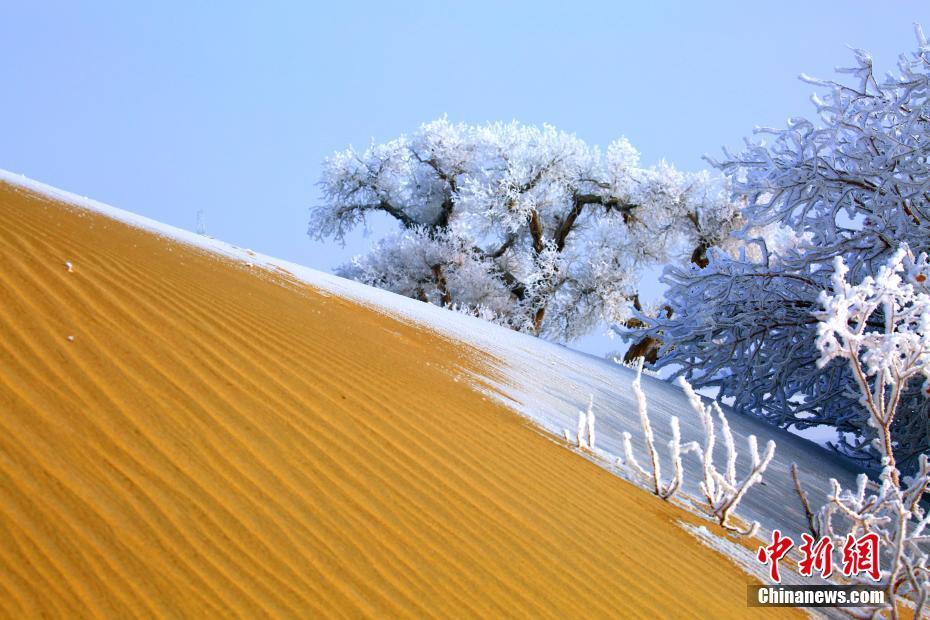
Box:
[0,182,793,618]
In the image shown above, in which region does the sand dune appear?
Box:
[0,181,790,618]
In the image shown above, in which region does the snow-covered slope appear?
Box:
[1,169,863,538]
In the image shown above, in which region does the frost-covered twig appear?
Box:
[664,416,684,500]
[677,377,774,536]
[621,431,648,478]
[717,435,774,537]
[576,410,588,450]
[624,358,685,500]
[586,395,596,450]
[791,462,819,539]
[815,246,930,485]
[609,353,661,377]
[566,394,596,451]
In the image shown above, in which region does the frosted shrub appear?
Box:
[620,358,774,531]
[677,378,774,536]
[623,358,775,536]
[794,458,930,618]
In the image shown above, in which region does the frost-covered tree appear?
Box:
[313,119,741,341]
[816,247,930,482]
[790,252,930,615]
[633,28,930,469]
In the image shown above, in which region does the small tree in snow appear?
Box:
[620,359,774,532]
[314,119,742,341]
[805,462,930,618]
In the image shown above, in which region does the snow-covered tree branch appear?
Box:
[797,453,930,616]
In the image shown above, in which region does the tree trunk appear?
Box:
[623,304,673,365]
[625,240,711,365]
[532,306,546,335]
[690,240,711,269]
[529,211,545,254]
[622,336,662,365]
[431,264,452,307]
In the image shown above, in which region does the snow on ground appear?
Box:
[1,169,864,540]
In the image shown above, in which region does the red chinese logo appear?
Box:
[756,529,794,582]
[756,530,880,583]
[841,532,881,582]
[798,533,833,578]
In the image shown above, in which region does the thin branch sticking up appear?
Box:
[625,358,685,500]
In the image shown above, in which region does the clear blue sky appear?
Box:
[3,1,928,352]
